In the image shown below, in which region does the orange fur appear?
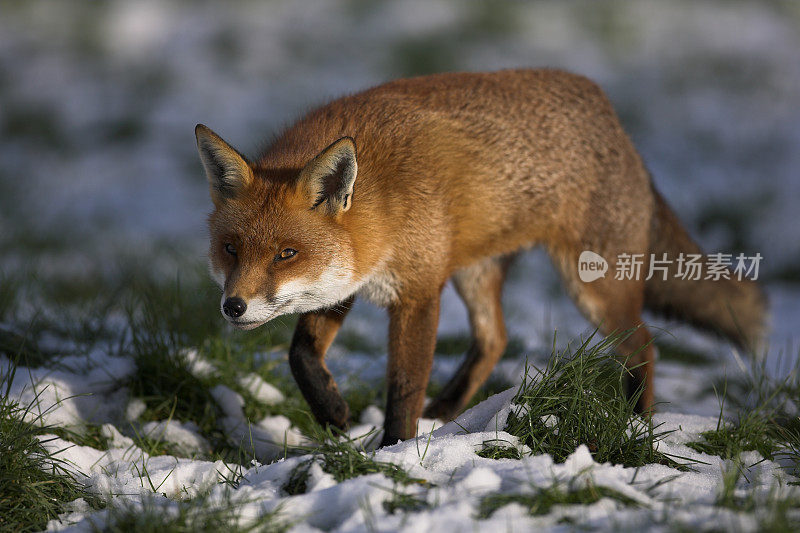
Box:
[197,69,766,446]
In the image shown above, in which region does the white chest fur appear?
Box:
[356,263,400,307]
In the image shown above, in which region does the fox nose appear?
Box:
[223,297,247,318]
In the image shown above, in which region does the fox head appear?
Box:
[196,124,360,329]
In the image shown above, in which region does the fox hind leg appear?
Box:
[549,245,656,414]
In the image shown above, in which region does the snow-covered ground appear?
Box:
[1,1,799,531]
[3,345,797,532]
[3,262,799,531]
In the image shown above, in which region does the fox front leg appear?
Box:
[381,295,440,447]
[288,298,353,430]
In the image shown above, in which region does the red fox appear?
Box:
[196,69,766,446]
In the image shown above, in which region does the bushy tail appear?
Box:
[644,187,767,350]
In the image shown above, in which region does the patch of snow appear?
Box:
[99,424,134,449]
[181,349,217,379]
[140,420,211,455]
[124,398,147,422]
[358,405,384,426]
[4,352,135,427]
[220,415,308,463]
[210,384,245,420]
[237,374,284,405]
[38,434,226,500]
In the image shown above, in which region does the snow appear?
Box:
[7,359,791,532]
[182,349,218,380]
[237,374,284,405]
[140,420,211,456]
[1,351,135,428]
[221,415,309,464]
[209,384,246,420]
[8,292,794,531]
[38,433,226,501]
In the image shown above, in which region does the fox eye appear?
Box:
[276,248,297,261]
[224,243,237,256]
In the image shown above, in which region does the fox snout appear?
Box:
[219,293,284,330]
[222,297,247,318]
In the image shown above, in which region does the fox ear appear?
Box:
[297,137,357,216]
[195,124,253,205]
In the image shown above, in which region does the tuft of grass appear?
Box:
[686,414,779,461]
[716,458,748,511]
[504,330,686,468]
[49,424,112,451]
[381,488,430,515]
[0,324,58,368]
[476,440,522,460]
[757,495,800,532]
[715,460,800,531]
[477,479,639,519]
[282,460,314,496]
[0,364,103,532]
[688,367,800,471]
[120,270,299,461]
[123,328,223,454]
[282,426,429,495]
[98,494,289,533]
[775,421,800,481]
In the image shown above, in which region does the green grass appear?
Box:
[49,424,112,451]
[689,357,800,478]
[123,328,226,457]
[477,480,639,519]
[714,460,800,531]
[282,460,314,496]
[282,426,429,496]
[341,378,384,423]
[98,495,289,533]
[687,413,779,461]
[2,260,313,465]
[3,241,797,529]
[776,422,800,480]
[389,0,520,77]
[0,263,306,464]
[381,488,430,515]
[0,324,60,368]
[504,330,686,468]
[116,269,302,462]
[0,365,103,532]
[476,440,522,460]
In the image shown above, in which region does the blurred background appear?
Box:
[1,1,798,384]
